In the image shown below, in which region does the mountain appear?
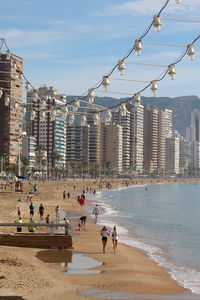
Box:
[67,95,200,136]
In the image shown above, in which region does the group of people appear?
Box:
[101,225,119,253]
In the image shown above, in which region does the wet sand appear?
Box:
[0,178,199,299]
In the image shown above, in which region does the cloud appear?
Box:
[0,28,65,47]
[93,0,200,17]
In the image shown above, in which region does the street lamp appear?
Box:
[18,132,26,176]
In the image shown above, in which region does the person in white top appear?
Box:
[100,226,110,253]
[93,204,100,224]
[55,205,60,223]
[111,226,119,253]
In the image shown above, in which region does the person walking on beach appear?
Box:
[45,214,50,223]
[111,226,119,253]
[79,216,87,229]
[63,191,66,199]
[38,204,45,220]
[55,205,60,223]
[29,202,35,217]
[100,226,110,253]
[17,206,21,218]
[93,204,100,224]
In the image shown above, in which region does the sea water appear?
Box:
[87,182,200,294]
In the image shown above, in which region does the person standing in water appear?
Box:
[111,226,119,253]
[93,204,100,224]
[100,226,110,253]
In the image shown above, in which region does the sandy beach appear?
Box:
[0,177,199,300]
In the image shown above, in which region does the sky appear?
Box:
[0,0,200,100]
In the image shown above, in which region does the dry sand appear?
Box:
[0,177,198,300]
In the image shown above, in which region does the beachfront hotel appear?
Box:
[0,52,24,165]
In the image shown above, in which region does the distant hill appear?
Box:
[67,95,200,136]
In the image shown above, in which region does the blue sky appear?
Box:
[0,0,200,99]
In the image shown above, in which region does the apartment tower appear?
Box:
[26,86,66,168]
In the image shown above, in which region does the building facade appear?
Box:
[26,86,66,169]
[112,110,131,171]
[0,52,24,164]
[100,124,123,173]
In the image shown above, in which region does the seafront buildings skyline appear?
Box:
[0,50,200,177]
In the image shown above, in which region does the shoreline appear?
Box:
[0,178,199,299]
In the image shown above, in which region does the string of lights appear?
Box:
[0,0,199,126]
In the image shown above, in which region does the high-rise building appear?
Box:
[179,137,191,171]
[66,124,89,163]
[100,124,123,173]
[87,112,101,166]
[26,86,66,168]
[143,105,159,174]
[157,110,166,173]
[22,136,36,170]
[0,53,23,164]
[112,110,131,171]
[165,134,180,175]
[164,109,172,138]
[128,99,144,173]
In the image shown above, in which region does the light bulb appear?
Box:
[118,60,126,75]
[80,114,87,126]
[0,89,3,98]
[134,93,141,104]
[14,102,18,109]
[153,16,162,32]
[102,76,110,91]
[151,81,158,96]
[6,51,11,60]
[30,110,36,120]
[105,110,112,124]
[33,91,38,99]
[69,113,75,125]
[40,99,46,110]
[25,82,30,90]
[40,111,46,121]
[120,103,127,116]
[187,45,195,61]
[4,96,10,106]
[50,108,56,121]
[168,64,176,80]
[93,113,100,125]
[134,40,143,56]
[87,89,95,103]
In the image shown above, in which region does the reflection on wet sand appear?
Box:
[37,250,102,274]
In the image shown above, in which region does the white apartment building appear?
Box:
[22,136,36,170]
[164,109,172,138]
[100,124,123,173]
[112,110,131,171]
[129,100,144,173]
